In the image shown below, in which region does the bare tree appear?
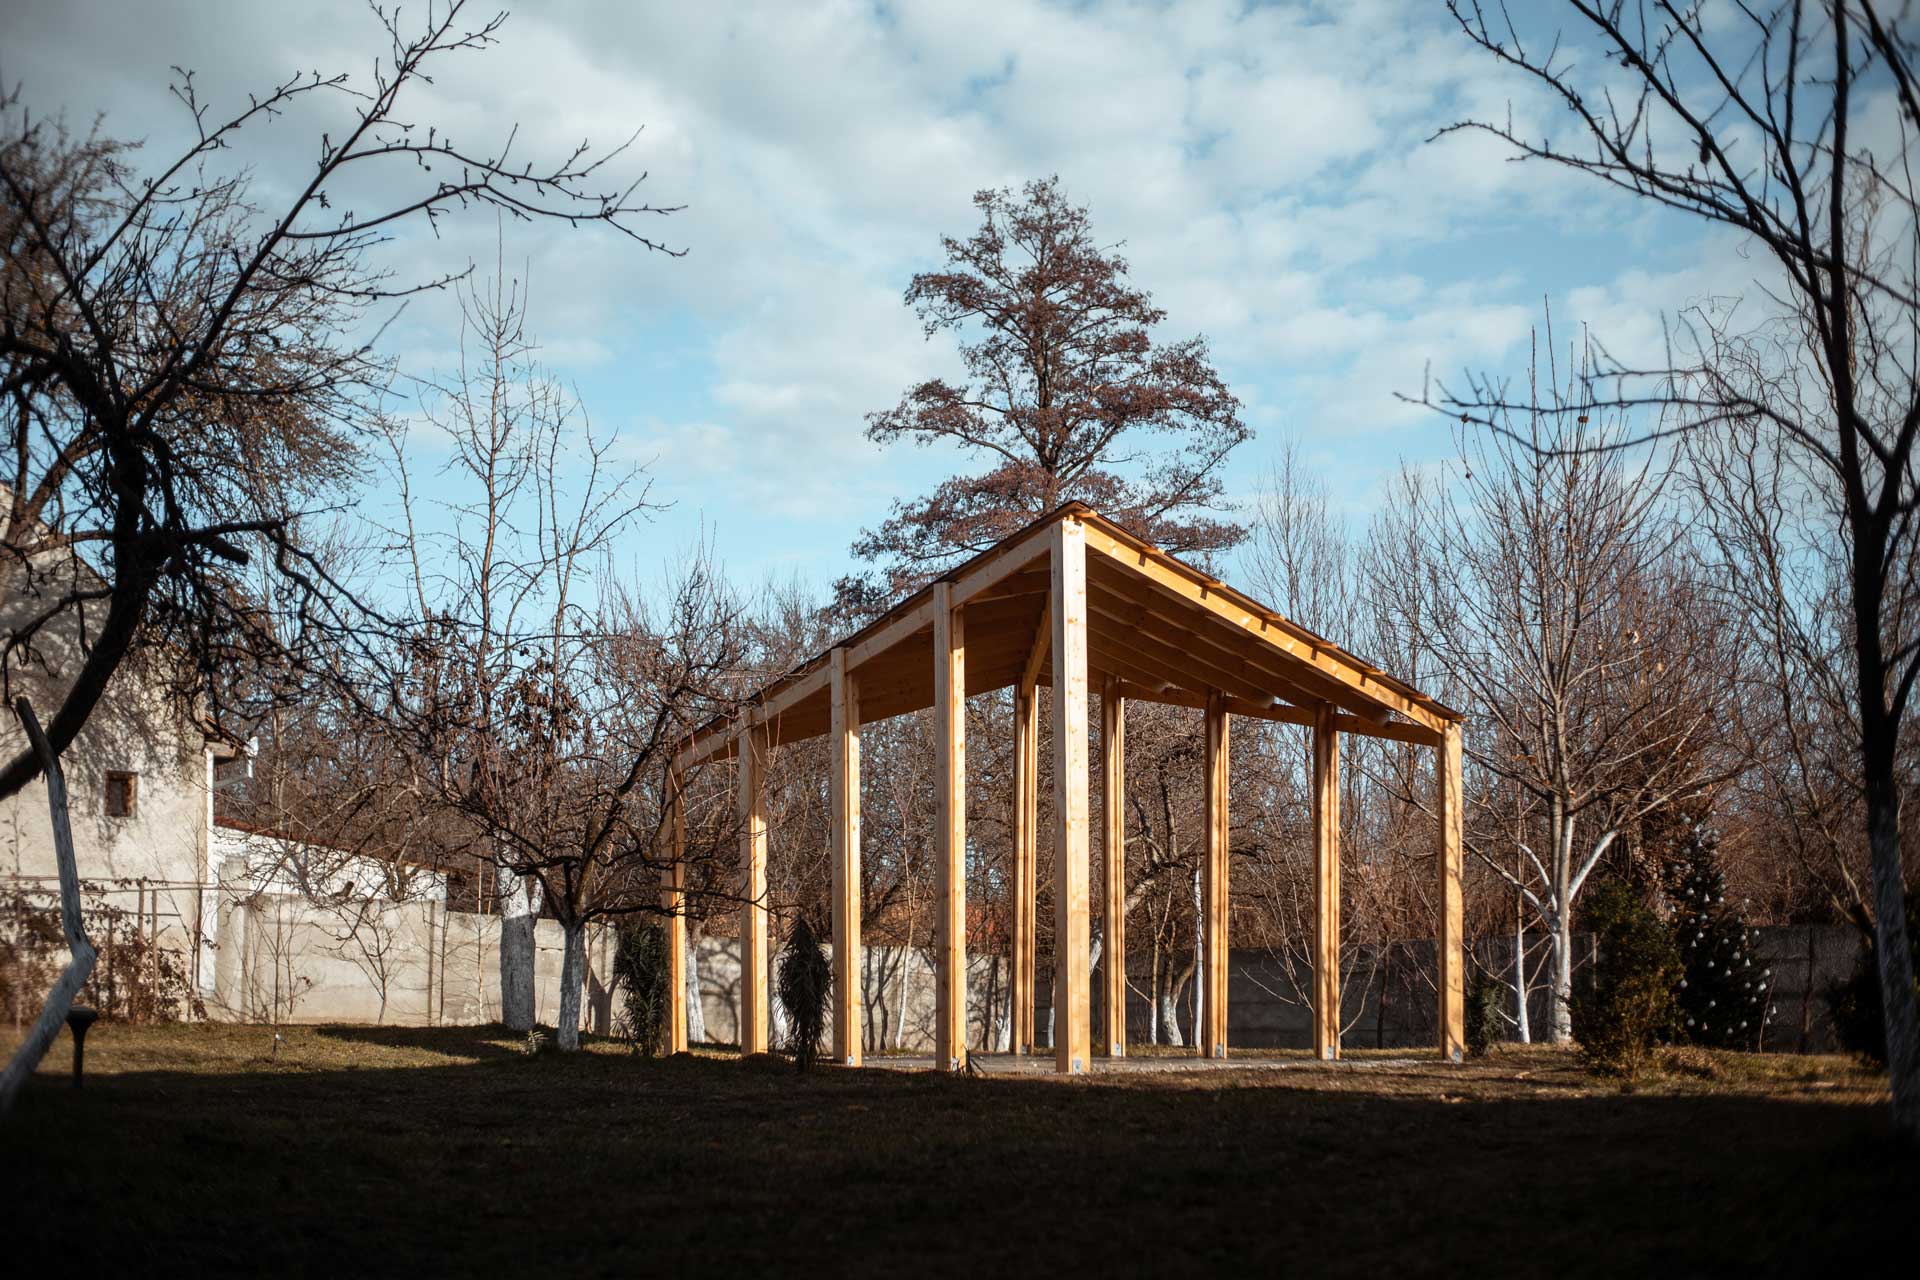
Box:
[384,269,742,1050]
[1682,414,1919,939]
[1434,0,1920,1135]
[1392,340,1743,1042]
[0,0,679,803]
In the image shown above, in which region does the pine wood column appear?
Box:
[1012,675,1039,1054]
[1051,518,1092,1074]
[1312,703,1341,1061]
[1101,676,1126,1057]
[1203,689,1231,1059]
[738,724,769,1056]
[663,767,688,1054]
[1437,720,1465,1062]
[934,582,968,1072]
[830,647,863,1066]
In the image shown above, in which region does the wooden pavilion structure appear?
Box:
[666,503,1466,1074]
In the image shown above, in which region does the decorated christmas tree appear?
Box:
[1665,825,1774,1049]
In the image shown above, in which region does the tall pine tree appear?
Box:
[1666,826,1774,1050]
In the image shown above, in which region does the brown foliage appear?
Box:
[851,177,1248,598]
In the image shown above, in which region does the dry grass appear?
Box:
[2,1023,1912,1276]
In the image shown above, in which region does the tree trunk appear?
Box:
[1548,804,1575,1045]
[1549,911,1574,1045]
[1514,904,1531,1045]
[1191,863,1205,1044]
[0,700,98,1113]
[1147,938,1161,1045]
[1159,968,1186,1048]
[685,923,707,1046]
[555,918,586,1052]
[1089,924,1104,1049]
[1865,732,1920,1138]
[499,873,542,1032]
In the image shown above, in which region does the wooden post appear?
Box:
[1051,519,1092,1074]
[1101,676,1126,1057]
[1012,675,1039,1054]
[830,647,863,1066]
[1203,689,1230,1059]
[1313,703,1341,1061]
[738,724,769,1056]
[1437,720,1465,1062]
[663,767,688,1054]
[934,582,968,1071]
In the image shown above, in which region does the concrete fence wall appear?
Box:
[5,866,1871,1054]
[202,912,1871,1054]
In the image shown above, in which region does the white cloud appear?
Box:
[8,0,1764,586]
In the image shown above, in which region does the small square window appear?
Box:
[105,771,138,818]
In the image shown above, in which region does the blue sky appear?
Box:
[8,0,1775,599]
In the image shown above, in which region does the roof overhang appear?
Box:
[676,503,1459,771]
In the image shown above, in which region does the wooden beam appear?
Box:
[1013,670,1039,1055]
[1437,721,1466,1063]
[963,565,1051,606]
[1087,575,1329,707]
[1101,676,1126,1057]
[1313,703,1341,1061]
[829,647,862,1066]
[951,531,1051,607]
[1021,590,1052,691]
[1203,690,1230,1059]
[1118,683,1442,748]
[1332,713,1441,748]
[738,724,769,1056]
[934,582,968,1072]
[663,767,688,1055]
[1113,680,1209,712]
[1085,610,1277,707]
[1052,518,1092,1074]
[1089,556,1362,713]
[1082,523,1450,735]
[1088,639,1201,702]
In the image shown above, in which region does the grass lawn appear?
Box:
[2,1022,1913,1276]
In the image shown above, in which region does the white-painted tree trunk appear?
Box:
[892,948,912,1050]
[1514,908,1531,1045]
[555,918,586,1051]
[1549,912,1574,1043]
[1157,982,1184,1048]
[1088,924,1104,1049]
[499,873,543,1031]
[685,924,707,1046]
[0,700,97,1113]
[1191,863,1205,1045]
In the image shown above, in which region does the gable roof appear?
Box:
[677,502,1458,769]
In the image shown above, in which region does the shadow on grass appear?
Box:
[5,1030,1914,1278]
[312,1021,535,1059]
